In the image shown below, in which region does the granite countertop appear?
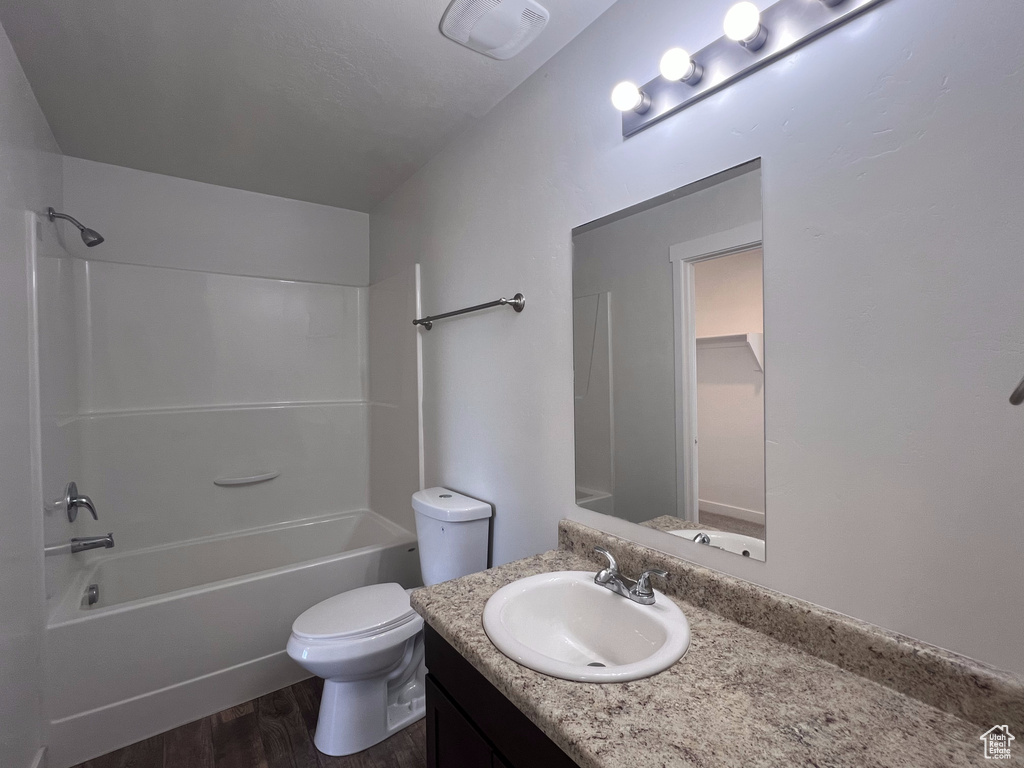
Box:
[411,547,1004,768]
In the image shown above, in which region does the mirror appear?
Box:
[572,160,765,560]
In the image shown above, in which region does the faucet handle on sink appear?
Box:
[631,569,669,601]
[593,546,618,583]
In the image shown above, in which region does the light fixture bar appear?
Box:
[622,0,888,137]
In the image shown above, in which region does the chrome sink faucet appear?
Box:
[593,547,669,606]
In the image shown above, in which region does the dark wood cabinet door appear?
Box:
[425,625,579,768]
[426,675,493,768]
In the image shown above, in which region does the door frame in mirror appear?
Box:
[670,223,763,523]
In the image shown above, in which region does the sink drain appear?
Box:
[586,662,606,667]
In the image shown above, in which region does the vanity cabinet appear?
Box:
[424,624,578,768]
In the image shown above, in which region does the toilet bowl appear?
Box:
[287,487,491,756]
[286,583,426,756]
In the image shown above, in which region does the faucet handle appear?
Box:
[632,568,669,600]
[63,482,98,522]
[593,546,618,583]
[75,494,98,521]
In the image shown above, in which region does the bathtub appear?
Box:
[44,509,421,768]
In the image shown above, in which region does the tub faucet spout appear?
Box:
[71,533,114,554]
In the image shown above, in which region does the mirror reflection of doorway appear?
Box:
[573,159,765,560]
[692,249,765,540]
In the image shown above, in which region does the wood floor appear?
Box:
[73,678,425,768]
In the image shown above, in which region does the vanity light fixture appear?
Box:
[615,0,887,137]
[659,48,703,85]
[611,81,651,113]
[723,2,768,51]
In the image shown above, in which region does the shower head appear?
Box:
[47,207,105,247]
[80,227,104,247]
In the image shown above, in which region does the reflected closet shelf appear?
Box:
[696,332,763,372]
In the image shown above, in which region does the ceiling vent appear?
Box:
[440,0,550,60]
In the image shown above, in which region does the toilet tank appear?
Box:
[413,487,492,586]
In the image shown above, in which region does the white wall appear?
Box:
[695,250,765,520]
[63,157,369,285]
[370,0,1024,673]
[694,250,763,337]
[572,170,761,524]
[0,18,63,768]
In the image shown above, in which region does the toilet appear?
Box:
[286,487,492,756]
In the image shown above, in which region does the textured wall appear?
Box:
[370,0,1024,673]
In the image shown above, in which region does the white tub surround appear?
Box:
[73,401,369,556]
[45,510,419,768]
[40,258,372,599]
[24,157,426,768]
[77,260,367,413]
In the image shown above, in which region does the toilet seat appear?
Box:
[287,583,424,674]
[292,582,416,642]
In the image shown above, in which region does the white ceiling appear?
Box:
[0,0,616,212]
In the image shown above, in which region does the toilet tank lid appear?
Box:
[291,583,416,641]
[413,487,492,522]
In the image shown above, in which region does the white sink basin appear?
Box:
[670,529,765,561]
[482,571,690,682]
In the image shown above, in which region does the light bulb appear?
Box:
[660,49,692,81]
[659,48,702,85]
[611,81,650,113]
[724,2,760,40]
[724,2,767,50]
